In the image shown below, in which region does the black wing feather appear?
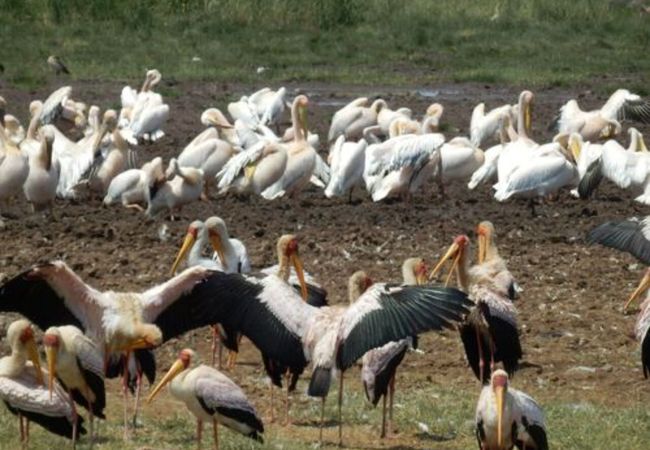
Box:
[366,346,407,405]
[517,417,549,450]
[587,217,650,265]
[197,397,264,442]
[642,331,650,379]
[577,157,603,199]
[486,313,523,377]
[619,99,650,124]
[337,285,471,370]
[0,265,84,331]
[73,358,106,418]
[3,401,86,439]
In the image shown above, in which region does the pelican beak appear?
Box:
[625,269,650,312]
[298,105,308,137]
[478,233,487,264]
[639,134,648,153]
[291,252,308,301]
[45,345,57,400]
[26,338,44,385]
[524,103,532,135]
[209,231,226,267]
[147,359,185,403]
[170,232,196,276]
[495,385,505,447]
[92,122,109,156]
[429,242,461,286]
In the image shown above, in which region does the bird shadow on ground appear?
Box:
[414,431,456,442]
[291,418,339,428]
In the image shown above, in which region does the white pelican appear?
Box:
[0,119,29,216]
[569,134,604,198]
[470,102,516,147]
[430,233,521,384]
[468,114,513,190]
[257,87,287,129]
[216,141,288,196]
[476,370,548,450]
[423,102,444,131]
[146,158,204,219]
[0,261,237,435]
[552,89,650,141]
[102,156,165,208]
[23,126,58,215]
[495,91,537,188]
[147,349,264,448]
[0,96,25,145]
[324,136,367,200]
[121,69,169,144]
[203,266,469,446]
[18,100,45,157]
[494,139,579,206]
[261,95,319,200]
[0,320,85,444]
[178,132,237,197]
[327,98,386,144]
[376,104,412,136]
[43,325,105,442]
[433,137,485,197]
[39,86,73,126]
[364,133,445,202]
[360,258,427,439]
[47,55,70,75]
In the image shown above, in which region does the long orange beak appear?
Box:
[45,345,57,400]
[26,338,44,385]
[495,385,505,447]
[625,270,650,312]
[291,253,308,301]
[170,232,196,276]
[478,233,487,264]
[147,359,185,403]
[429,242,461,287]
[209,232,226,268]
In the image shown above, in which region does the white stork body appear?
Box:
[324,136,367,198]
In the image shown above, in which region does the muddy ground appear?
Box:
[0,78,649,449]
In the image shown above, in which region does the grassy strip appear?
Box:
[0,0,648,89]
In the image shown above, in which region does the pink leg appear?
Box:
[196,419,203,450]
[132,368,142,429]
[122,352,130,441]
[475,327,485,383]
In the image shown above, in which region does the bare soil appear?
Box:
[0,78,649,449]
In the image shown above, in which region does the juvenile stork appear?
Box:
[360,258,428,439]
[0,262,230,437]
[475,369,548,450]
[430,234,522,384]
[0,320,85,445]
[43,325,105,442]
[147,349,264,449]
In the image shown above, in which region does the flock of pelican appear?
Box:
[1,71,649,223]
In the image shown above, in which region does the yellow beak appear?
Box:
[291,253,308,301]
[45,346,57,400]
[147,359,185,403]
[92,122,109,156]
[298,105,308,137]
[524,104,532,136]
[495,385,505,447]
[415,271,427,286]
[209,232,226,268]
[170,232,196,276]
[26,338,44,385]
[429,242,461,287]
[477,234,487,264]
[124,336,156,351]
[639,134,648,153]
[625,270,650,312]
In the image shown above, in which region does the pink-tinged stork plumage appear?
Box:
[624,269,650,377]
[360,257,428,439]
[430,226,522,384]
[0,320,86,446]
[0,262,236,438]
[147,349,263,450]
[475,370,548,450]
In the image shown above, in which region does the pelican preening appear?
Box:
[0,320,86,446]
[119,69,170,144]
[475,370,548,450]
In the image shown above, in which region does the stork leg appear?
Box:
[319,397,325,446]
[19,413,25,445]
[132,365,143,429]
[68,389,78,449]
[212,419,219,450]
[475,326,485,383]
[380,393,387,439]
[388,374,396,435]
[122,352,130,441]
[269,383,276,423]
[211,326,221,369]
[196,419,203,450]
[25,419,30,444]
[338,372,344,447]
[284,372,291,426]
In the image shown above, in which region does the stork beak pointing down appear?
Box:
[478,233,487,264]
[625,269,650,312]
[429,242,461,287]
[495,385,505,447]
[170,232,197,276]
[45,346,57,400]
[209,231,226,269]
[147,358,185,403]
[26,338,44,386]
[291,252,308,301]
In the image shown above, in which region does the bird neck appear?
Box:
[276,255,291,281]
[26,107,43,141]
[290,104,305,143]
[456,250,471,292]
[0,352,27,378]
[37,137,54,171]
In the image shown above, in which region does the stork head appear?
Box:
[402,258,428,286]
[277,234,307,301]
[43,327,62,400]
[348,270,373,304]
[625,268,650,312]
[7,320,43,385]
[476,221,496,264]
[429,235,469,286]
[205,216,228,267]
[125,324,163,351]
[170,220,204,276]
[491,369,509,448]
[147,348,194,403]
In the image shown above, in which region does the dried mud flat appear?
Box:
[0,78,649,449]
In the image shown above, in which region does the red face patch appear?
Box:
[19,327,33,344]
[179,350,192,368]
[188,227,199,239]
[492,373,508,389]
[454,235,469,246]
[42,334,60,347]
[286,239,299,256]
